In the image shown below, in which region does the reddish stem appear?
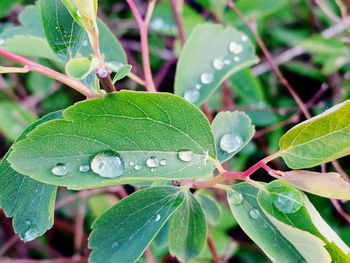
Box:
[170,0,186,46]
[207,234,221,263]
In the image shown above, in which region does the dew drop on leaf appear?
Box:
[234,56,241,62]
[184,89,200,103]
[23,225,39,242]
[249,209,260,219]
[241,35,248,41]
[91,150,125,178]
[112,241,119,248]
[51,163,67,176]
[195,84,202,90]
[229,41,243,54]
[200,73,214,84]
[129,161,135,166]
[134,165,141,171]
[212,58,224,70]
[79,165,90,173]
[146,156,160,168]
[160,159,167,166]
[154,214,161,222]
[220,133,243,154]
[224,59,231,65]
[228,190,243,205]
[178,150,193,162]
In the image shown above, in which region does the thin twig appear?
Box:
[74,197,86,255]
[170,0,186,46]
[331,199,350,224]
[207,234,221,263]
[0,235,19,257]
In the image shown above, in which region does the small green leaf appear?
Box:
[0,111,61,241]
[40,0,84,61]
[194,190,222,225]
[8,91,216,190]
[169,191,207,261]
[65,57,98,80]
[258,182,350,262]
[212,111,254,163]
[0,101,37,141]
[89,186,185,263]
[279,100,350,169]
[112,65,132,84]
[175,23,258,106]
[227,183,305,262]
[278,170,350,200]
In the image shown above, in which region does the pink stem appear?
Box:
[223,160,273,179]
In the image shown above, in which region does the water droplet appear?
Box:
[184,89,200,103]
[23,225,39,242]
[263,223,268,229]
[82,40,89,46]
[134,165,141,171]
[224,59,231,65]
[79,165,90,173]
[0,39,5,45]
[220,133,243,154]
[25,220,31,225]
[195,84,202,90]
[146,156,159,168]
[77,10,82,17]
[200,73,214,84]
[241,35,248,41]
[129,161,135,166]
[273,192,302,214]
[234,56,240,62]
[51,163,67,176]
[91,150,125,178]
[160,159,167,166]
[151,18,165,30]
[154,214,161,222]
[229,41,243,54]
[249,209,260,219]
[151,168,155,172]
[178,150,193,162]
[228,190,243,205]
[112,241,119,248]
[212,58,224,70]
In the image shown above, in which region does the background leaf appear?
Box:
[211,111,255,163]
[169,191,207,261]
[194,190,222,225]
[279,100,350,169]
[8,91,216,190]
[40,0,84,61]
[174,23,258,106]
[89,186,185,263]
[0,111,61,241]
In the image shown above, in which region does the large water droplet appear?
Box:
[200,73,214,84]
[146,156,160,168]
[184,89,200,103]
[212,58,224,70]
[79,165,90,173]
[228,190,243,205]
[229,41,243,54]
[154,214,161,222]
[249,209,260,219]
[23,225,39,242]
[91,150,125,178]
[220,133,243,154]
[51,163,67,176]
[178,150,193,162]
[160,159,167,166]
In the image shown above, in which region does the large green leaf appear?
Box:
[227,183,304,262]
[40,0,84,61]
[8,91,216,190]
[0,112,61,241]
[279,100,350,169]
[89,186,185,263]
[258,180,350,262]
[169,191,207,261]
[174,23,258,106]
[211,111,254,163]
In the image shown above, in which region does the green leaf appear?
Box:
[227,183,305,262]
[212,111,254,163]
[8,91,216,190]
[0,111,61,241]
[112,65,132,84]
[174,23,258,106]
[65,57,98,80]
[169,191,207,262]
[279,100,350,169]
[89,186,185,263]
[40,0,84,61]
[0,101,37,141]
[258,181,350,262]
[278,170,350,200]
[194,190,222,225]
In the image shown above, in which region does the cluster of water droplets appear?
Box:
[184,34,248,103]
[220,133,244,154]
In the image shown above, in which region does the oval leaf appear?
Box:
[175,23,258,106]
[279,100,350,169]
[194,190,222,225]
[89,186,185,263]
[212,111,254,163]
[278,170,350,200]
[8,91,216,190]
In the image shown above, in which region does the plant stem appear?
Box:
[126,0,156,92]
[207,234,221,263]
[0,48,97,99]
[170,0,186,46]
